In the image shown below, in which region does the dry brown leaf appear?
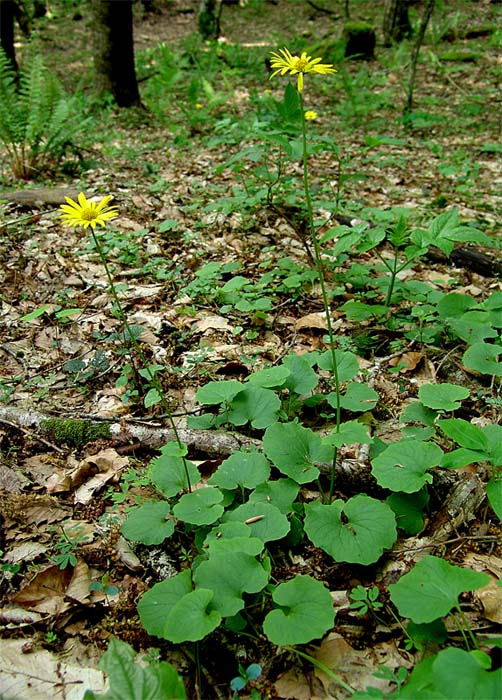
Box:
[295,312,341,332]
[0,464,30,493]
[3,541,48,565]
[389,351,424,373]
[311,633,412,698]
[274,667,320,700]
[192,315,234,333]
[474,579,502,624]
[12,561,90,615]
[0,606,42,626]
[73,449,128,505]
[0,638,106,699]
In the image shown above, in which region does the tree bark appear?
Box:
[91,0,140,108]
[198,0,222,40]
[383,0,412,46]
[405,0,435,114]
[0,0,19,72]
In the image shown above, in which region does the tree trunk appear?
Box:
[198,0,222,40]
[383,0,412,45]
[91,0,140,108]
[0,0,19,72]
[405,0,435,114]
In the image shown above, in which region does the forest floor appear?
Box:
[0,1,501,699]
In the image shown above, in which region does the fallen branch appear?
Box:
[1,407,459,493]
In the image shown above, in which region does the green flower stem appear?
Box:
[454,604,478,650]
[289,647,355,695]
[299,93,341,499]
[90,229,191,490]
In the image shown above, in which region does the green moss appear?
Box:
[344,21,374,35]
[41,418,111,447]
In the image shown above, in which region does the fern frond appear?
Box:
[0,46,24,147]
[0,43,79,178]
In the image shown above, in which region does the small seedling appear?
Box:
[231,663,262,698]
[89,572,120,600]
[50,524,88,569]
[349,585,383,616]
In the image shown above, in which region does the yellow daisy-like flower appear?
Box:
[270,47,336,93]
[60,192,119,229]
[304,110,318,120]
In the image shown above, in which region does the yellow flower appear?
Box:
[60,192,119,229]
[269,47,336,93]
[304,110,318,120]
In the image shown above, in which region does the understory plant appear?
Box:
[55,48,501,700]
[0,45,80,178]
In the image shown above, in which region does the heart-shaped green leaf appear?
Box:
[371,440,443,493]
[194,552,269,617]
[121,500,174,545]
[304,495,396,565]
[263,575,335,645]
[389,555,490,623]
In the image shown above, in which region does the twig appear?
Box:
[0,417,65,454]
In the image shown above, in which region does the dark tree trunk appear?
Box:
[383,0,412,45]
[91,0,140,108]
[405,0,435,114]
[0,0,19,72]
[198,0,222,40]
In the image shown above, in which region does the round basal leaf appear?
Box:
[337,382,379,412]
[165,588,221,642]
[317,349,359,382]
[438,418,488,451]
[322,420,373,449]
[208,449,270,490]
[304,495,396,565]
[144,388,162,408]
[205,535,264,557]
[196,380,244,405]
[400,401,438,427]
[386,490,429,535]
[436,292,477,319]
[418,383,469,411]
[248,478,300,514]
[97,638,187,700]
[482,424,502,466]
[340,300,387,321]
[430,647,502,700]
[227,384,281,429]
[263,575,335,645]
[283,352,319,394]
[138,570,192,638]
[204,520,264,557]
[121,500,174,545]
[440,447,487,469]
[447,315,498,344]
[263,422,333,484]
[371,440,443,493]
[486,479,502,520]
[247,365,291,388]
[149,450,200,498]
[462,342,502,377]
[224,501,290,542]
[173,486,224,525]
[388,555,490,624]
[194,551,269,617]
[406,619,448,645]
